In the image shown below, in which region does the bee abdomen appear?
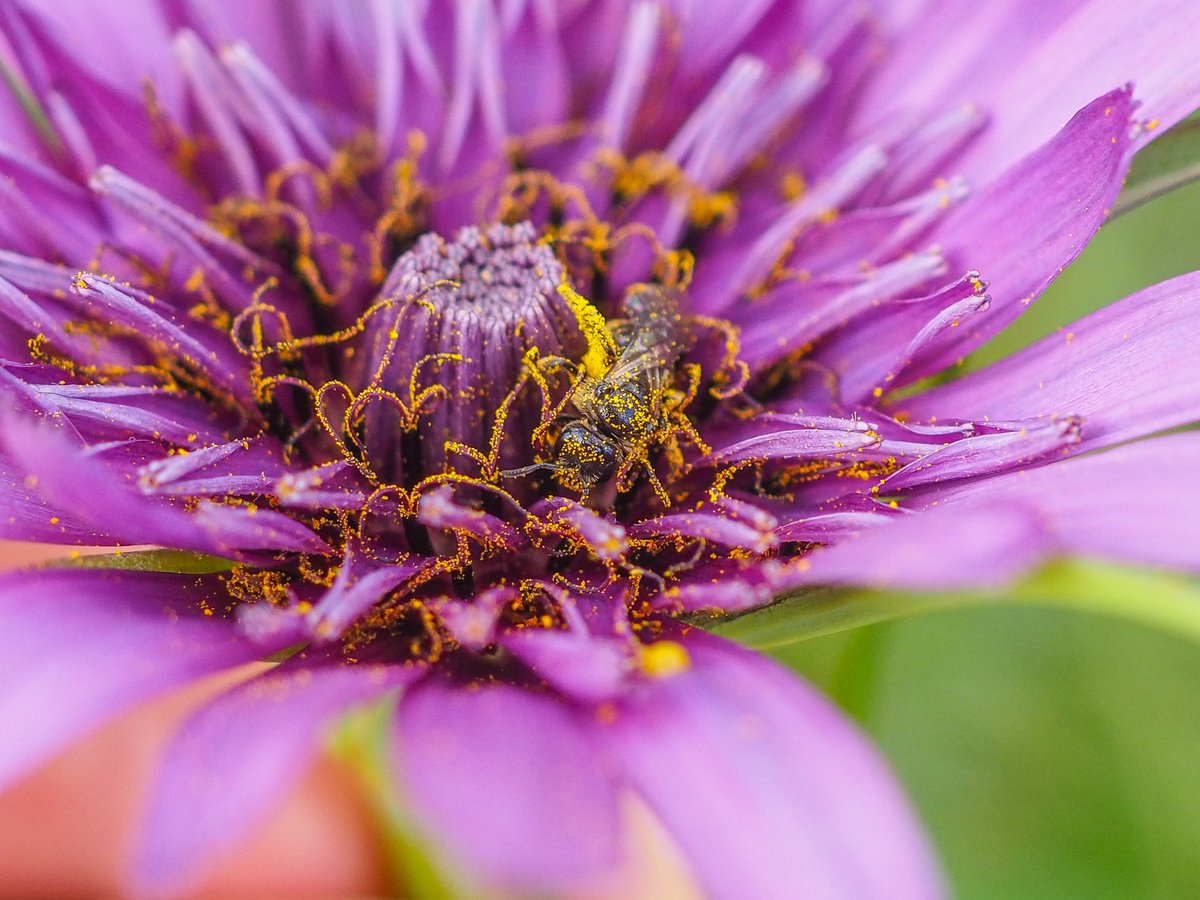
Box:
[595,382,656,441]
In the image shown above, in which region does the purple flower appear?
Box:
[1,0,1199,895]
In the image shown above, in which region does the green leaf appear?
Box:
[44,548,237,574]
[1114,113,1200,216]
[710,559,1200,650]
[330,698,459,900]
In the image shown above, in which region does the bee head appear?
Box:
[555,421,618,490]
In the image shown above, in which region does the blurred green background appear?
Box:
[773,174,1200,899]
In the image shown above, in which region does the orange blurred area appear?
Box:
[0,668,388,897]
[0,541,388,896]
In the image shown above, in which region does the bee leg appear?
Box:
[670,410,711,456]
[640,458,672,508]
[661,430,687,478]
[530,352,580,379]
[523,350,584,450]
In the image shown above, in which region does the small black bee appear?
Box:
[507,284,693,503]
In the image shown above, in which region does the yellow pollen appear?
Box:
[557,281,617,379]
[780,170,806,201]
[640,639,691,678]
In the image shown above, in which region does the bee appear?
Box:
[506,283,704,504]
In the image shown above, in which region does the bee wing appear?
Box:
[605,336,675,387]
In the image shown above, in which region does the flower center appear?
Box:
[356,221,583,485]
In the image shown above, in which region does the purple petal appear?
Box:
[908,87,1136,372]
[0,445,96,543]
[433,585,515,651]
[933,432,1200,573]
[736,251,947,369]
[899,271,1200,453]
[867,0,1200,181]
[10,381,230,447]
[17,0,179,106]
[702,422,880,466]
[630,510,778,554]
[135,661,409,895]
[416,483,525,550]
[1,412,328,556]
[306,547,431,640]
[794,432,1200,591]
[825,88,1136,398]
[659,560,789,613]
[789,504,1050,591]
[603,627,944,900]
[138,436,286,496]
[393,679,623,894]
[782,507,888,539]
[0,568,263,789]
[880,416,1082,492]
[529,497,628,561]
[497,0,569,137]
[501,628,636,703]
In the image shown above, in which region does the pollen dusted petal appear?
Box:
[69,273,256,406]
[306,548,433,642]
[656,561,788,613]
[899,270,1200,454]
[528,497,628,561]
[432,584,514,651]
[416,483,525,551]
[631,510,779,554]
[501,628,637,703]
[773,508,896,543]
[1,412,329,557]
[89,166,279,314]
[735,250,948,369]
[813,270,991,403]
[878,416,1083,493]
[695,143,891,315]
[701,423,880,466]
[10,381,230,447]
